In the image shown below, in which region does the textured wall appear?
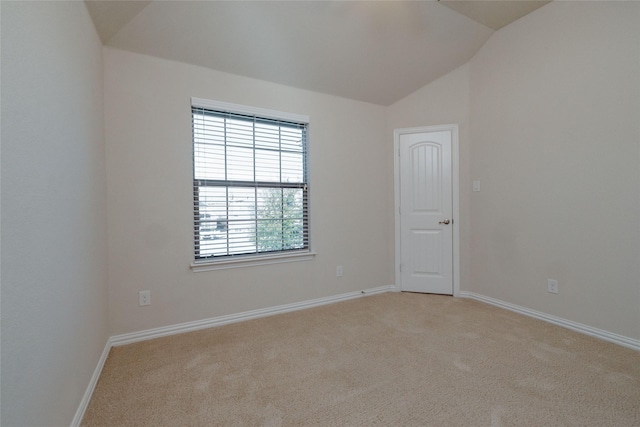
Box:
[469,1,640,339]
[103,48,392,335]
[1,1,108,425]
[388,1,640,341]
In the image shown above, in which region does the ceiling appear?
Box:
[85,0,550,106]
[439,0,550,31]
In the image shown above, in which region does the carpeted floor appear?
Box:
[82,293,640,426]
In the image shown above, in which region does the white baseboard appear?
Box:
[111,285,396,347]
[459,291,640,352]
[70,340,112,427]
[72,285,395,426]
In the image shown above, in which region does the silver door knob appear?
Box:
[439,219,451,225]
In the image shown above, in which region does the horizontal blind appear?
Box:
[192,106,309,260]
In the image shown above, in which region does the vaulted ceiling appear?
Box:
[85,0,550,106]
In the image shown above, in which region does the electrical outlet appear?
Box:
[139,290,151,306]
[336,266,343,277]
[547,279,558,294]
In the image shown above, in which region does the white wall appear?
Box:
[387,63,472,293]
[388,2,640,341]
[104,48,391,335]
[469,2,640,339]
[1,2,108,426]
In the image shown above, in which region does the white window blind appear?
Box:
[192,100,309,261]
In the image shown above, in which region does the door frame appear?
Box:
[393,124,460,296]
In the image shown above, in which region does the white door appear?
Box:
[397,128,454,294]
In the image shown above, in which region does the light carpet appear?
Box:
[82,293,640,426]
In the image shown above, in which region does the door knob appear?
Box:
[439,219,451,225]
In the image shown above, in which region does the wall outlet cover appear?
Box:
[139,290,151,306]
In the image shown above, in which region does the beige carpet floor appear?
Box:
[82,293,640,426]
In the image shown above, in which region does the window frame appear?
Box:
[190,97,314,272]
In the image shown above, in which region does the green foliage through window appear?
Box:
[257,188,304,252]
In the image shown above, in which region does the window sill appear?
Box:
[190,251,316,272]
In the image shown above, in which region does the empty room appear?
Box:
[1,0,639,426]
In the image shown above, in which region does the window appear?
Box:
[191,98,310,267]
